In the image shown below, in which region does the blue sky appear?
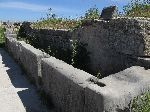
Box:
[0,0,131,21]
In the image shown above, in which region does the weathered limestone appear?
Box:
[5,34,49,87]
[100,6,116,20]
[72,17,150,75]
[41,57,92,112]
[23,27,71,50]
[85,66,150,112]
[5,17,150,112]
[41,57,150,112]
[19,17,150,76]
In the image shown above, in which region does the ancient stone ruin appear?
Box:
[4,6,150,112]
[100,6,116,20]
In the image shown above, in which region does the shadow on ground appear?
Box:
[0,48,55,112]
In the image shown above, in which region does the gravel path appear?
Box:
[0,48,53,112]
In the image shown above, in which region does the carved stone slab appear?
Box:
[100,6,116,20]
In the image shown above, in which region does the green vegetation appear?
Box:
[32,6,100,30]
[0,27,6,47]
[32,0,149,30]
[32,8,81,30]
[32,17,81,30]
[84,7,100,20]
[71,40,91,72]
[123,0,150,17]
[31,0,149,30]
[131,91,150,112]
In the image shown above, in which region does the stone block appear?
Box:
[100,6,116,20]
[5,36,49,87]
[85,66,150,112]
[41,57,92,112]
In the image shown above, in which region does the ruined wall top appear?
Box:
[74,17,150,56]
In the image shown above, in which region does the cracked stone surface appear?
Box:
[0,48,53,112]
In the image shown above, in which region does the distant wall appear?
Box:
[23,26,71,50]
[72,17,150,75]
[18,25,73,66]
[5,30,150,112]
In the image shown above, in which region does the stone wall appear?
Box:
[5,33,49,87]
[21,24,71,50]
[41,58,92,112]
[5,30,150,112]
[6,17,150,111]
[19,17,150,76]
[72,17,150,75]
[41,54,150,112]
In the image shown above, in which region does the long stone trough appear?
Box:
[5,31,150,112]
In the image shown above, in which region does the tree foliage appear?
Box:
[32,6,100,30]
[123,0,150,17]
[84,6,100,20]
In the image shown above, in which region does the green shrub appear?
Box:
[131,91,150,112]
[32,6,100,30]
[123,0,150,17]
[32,8,81,30]
[84,6,100,20]
[71,39,91,72]
[0,27,6,47]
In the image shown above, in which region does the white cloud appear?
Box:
[0,1,78,13]
[0,2,48,12]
